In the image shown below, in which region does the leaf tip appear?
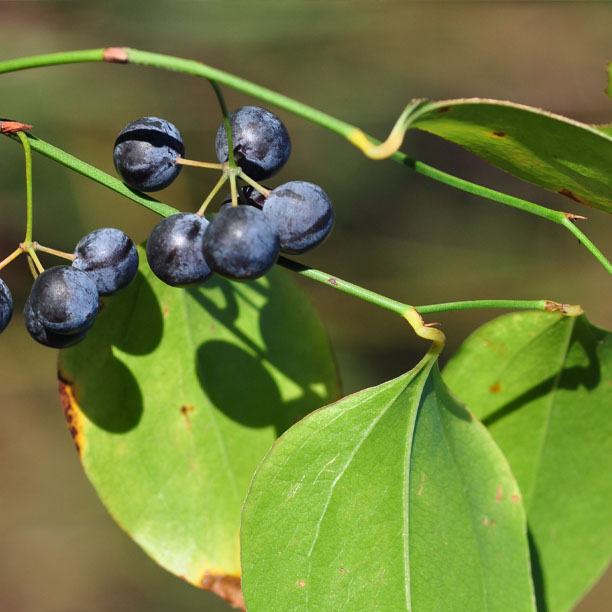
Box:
[200,572,245,610]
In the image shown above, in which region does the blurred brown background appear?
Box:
[1,1,612,610]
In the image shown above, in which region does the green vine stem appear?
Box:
[277,257,581,318]
[16,131,33,242]
[1,48,610,276]
[0,130,575,324]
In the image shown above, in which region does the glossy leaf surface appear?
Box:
[241,350,535,612]
[407,98,612,212]
[443,312,612,612]
[57,251,340,607]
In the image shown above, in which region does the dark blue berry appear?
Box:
[73,228,139,296]
[24,298,92,348]
[114,117,184,192]
[262,181,334,254]
[146,213,213,287]
[0,278,13,334]
[28,266,99,334]
[202,206,279,281]
[215,106,290,180]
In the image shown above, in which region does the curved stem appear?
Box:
[5,133,179,218]
[1,48,609,278]
[16,131,33,242]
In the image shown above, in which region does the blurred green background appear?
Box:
[2,1,612,610]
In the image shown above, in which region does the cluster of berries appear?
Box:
[0,229,138,348]
[113,106,334,287]
[0,104,334,349]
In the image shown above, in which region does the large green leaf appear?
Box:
[443,312,612,612]
[241,349,536,612]
[406,98,612,213]
[57,250,340,608]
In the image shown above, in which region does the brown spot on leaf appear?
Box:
[181,404,195,428]
[511,494,521,504]
[162,305,169,318]
[496,485,503,502]
[436,105,452,113]
[489,382,501,394]
[58,371,85,457]
[328,277,339,286]
[200,572,245,610]
[491,131,506,137]
[483,516,489,526]
[103,47,129,63]
[1,121,33,134]
[558,188,588,206]
[298,580,306,587]
[340,568,345,573]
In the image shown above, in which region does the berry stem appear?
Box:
[26,255,38,279]
[25,246,44,274]
[198,173,228,215]
[229,172,239,207]
[238,173,271,198]
[33,243,76,261]
[16,131,34,243]
[209,79,238,170]
[0,247,24,271]
[175,158,224,170]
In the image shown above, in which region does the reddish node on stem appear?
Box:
[563,212,588,221]
[103,47,129,63]
[1,121,33,134]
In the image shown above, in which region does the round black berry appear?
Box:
[146,213,213,287]
[24,298,93,349]
[73,228,139,296]
[202,206,280,281]
[114,117,184,192]
[262,181,334,254]
[215,106,290,180]
[0,278,13,334]
[28,266,99,334]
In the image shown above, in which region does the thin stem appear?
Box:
[416,299,548,314]
[175,158,224,170]
[561,216,612,276]
[33,242,75,261]
[26,247,44,274]
[16,131,33,242]
[209,80,237,170]
[5,133,179,218]
[229,173,238,207]
[27,255,38,279]
[198,173,228,215]
[239,173,271,198]
[0,247,23,271]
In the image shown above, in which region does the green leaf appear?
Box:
[57,249,340,608]
[443,312,612,612]
[406,98,612,213]
[241,350,536,612]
